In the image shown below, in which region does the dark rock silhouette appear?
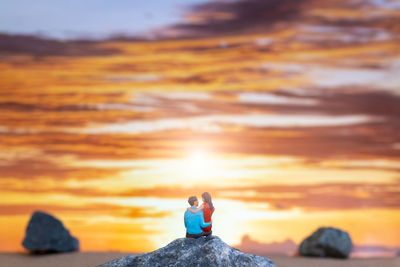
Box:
[299,227,352,258]
[22,210,79,253]
[97,235,276,267]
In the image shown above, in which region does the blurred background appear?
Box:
[0,0,399,258]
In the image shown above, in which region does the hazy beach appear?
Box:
[1,252,399,267]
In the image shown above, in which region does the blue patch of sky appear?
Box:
[0,0,208,39]
[368,0,400,9]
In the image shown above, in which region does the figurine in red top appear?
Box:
[186,192,215,235]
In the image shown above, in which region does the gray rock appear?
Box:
[97,235,276,267]
[299,227,353,258]
[22,210,79,253]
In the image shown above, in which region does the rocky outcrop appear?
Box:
[22,210,79,253]
[97,235,276,267]
[299,227,352,258]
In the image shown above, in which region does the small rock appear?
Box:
[299,227,353,258]
[22,210,79,253]
[97,235,276,267]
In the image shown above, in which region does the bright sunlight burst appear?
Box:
[184,149,217,180]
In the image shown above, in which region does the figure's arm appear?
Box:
[187,205,204,213]
[199,215,211,228]
[184,214,187,228]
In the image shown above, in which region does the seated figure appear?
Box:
[184,196,211,238]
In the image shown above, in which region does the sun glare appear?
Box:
[184,149,216,180]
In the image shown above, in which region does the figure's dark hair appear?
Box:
[188,196,198,206]
[202,192,214,211]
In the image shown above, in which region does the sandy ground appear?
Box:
[0,252,399,267]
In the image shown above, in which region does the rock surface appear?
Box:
[22,210,79,253]
[97,235,276,267]
[299,227,353,258]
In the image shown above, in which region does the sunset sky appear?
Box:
[0,0,400,257]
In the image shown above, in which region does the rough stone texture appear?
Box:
[97,235,276,267]
[299,227,353,258]
[22,210,79,253]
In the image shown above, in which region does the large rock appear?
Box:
[299,227,353,258]
[22,210,79,253]
[97,235,276,267]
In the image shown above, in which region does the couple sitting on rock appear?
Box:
[184,192,215,238]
